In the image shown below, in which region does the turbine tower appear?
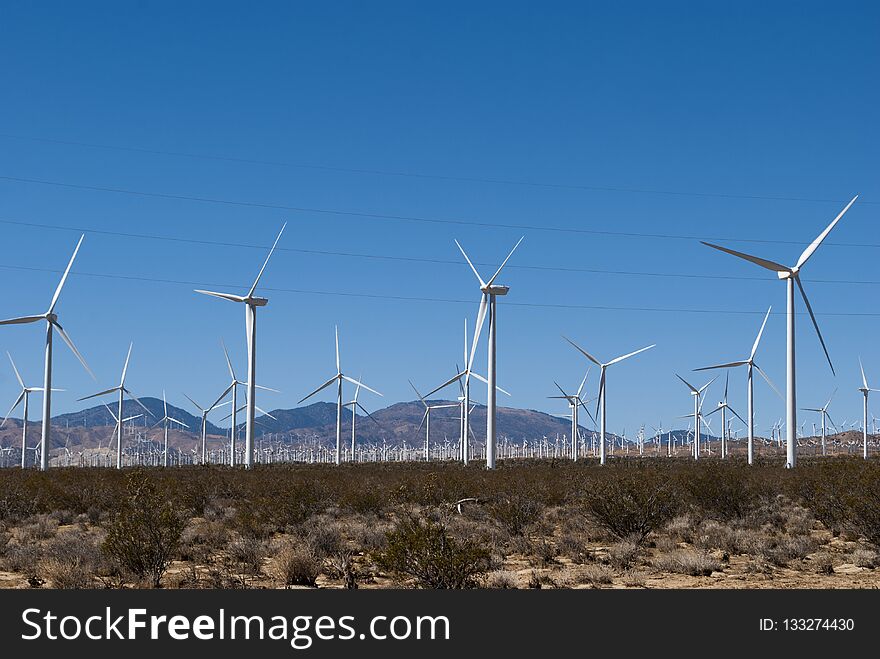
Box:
[410,380,458,461]
[298,327,381,465]
[675,374,717,459]
[548,370,595,461]
[857,358,878,460]
[344,378,382,462]
[564,337,655,465]
[455,237,523,469]
[0,234,94,470]
[195,223,286,469]
[803,389,837,456]
[702,195,858,468]
[154,390,188,467]
[183,393,232,465]
[1,353,58,469]
[703,373,746,459]
[695,307,780,465]
[78,343,152,469]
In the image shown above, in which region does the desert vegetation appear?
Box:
[0,457,879,589]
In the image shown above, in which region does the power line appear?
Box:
[0,215,877,286]
[1,262,878,317]
[0,132,873,206]
[0,173,874,248]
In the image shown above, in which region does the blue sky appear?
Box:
[0,1,877,437]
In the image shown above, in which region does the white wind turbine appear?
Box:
[423,318,509,465]
[547,370,595,461]
[298,326,382,465]
[802,389,838,456]
[702,195,858,467]
[183,392,233,465]
[153,391,189,467]
[857,358,879,460]
[1,353,61,469]
[703,373,747,459]
[563,337,655,465]
[409,380,459,462]
[344,378,382,462]
[78,343,152,469]
[195,223,286,469]
[694,307,780,465]
[101,403,143,466]
[675,374,717,460]
[0,234,94,470]
[455,237,523,469]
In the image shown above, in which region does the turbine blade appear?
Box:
[6,352,24,389]
[195,290,246,303]
[48,234,84,314]
[124,389,154,417]
[724,372,729,400]
[221,339,236,380]
[297,375,339,404]
[576,399,597,426]
[53,322,95,379]
[676,374,699,394]
[408,379,427,405]
[701,241,790,274]
[0,314,46,326]
[454,239,487,288]
[416,408,428,434]
[553,381,570,399]
[468,371,510,395]
[251,384,280,393]
[485,236,524,287]
[607,344,656,366]
[795,195,858,270]
[168,417,189,428]
[596,369,606,419]
[2,390,26,426]
[357,402,383,428]
[727,405,747,426]
[341,375,382,397]
[422,372,464,399]
[694,360,748,371]
[562,336,602,367]
[698,375,719,395]
[183,392,204,412]
[467,294,488,374]
[859,357,869,391]
[77,386,120,401]
[209,383,234,411]
[577,367,590,398]
[795,276,834,375]
[750,306,772,360]
[703,406,721,418]
[102,403,119,423]
[254,405,276,420]
[120,342,133,386]
[248,222,286,298]
[335,326,340,373]
[754,364,783,400]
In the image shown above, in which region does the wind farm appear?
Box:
[0,2,878,596]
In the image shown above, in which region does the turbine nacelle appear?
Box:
[482,285,509,296]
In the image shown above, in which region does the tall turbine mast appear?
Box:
[702,195,858,467]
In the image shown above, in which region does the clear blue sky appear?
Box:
[0,1,877,437]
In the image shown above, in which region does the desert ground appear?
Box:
[1,458,878,589]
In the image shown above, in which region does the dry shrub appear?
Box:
[653,550,721,576]
[40,557,93,589]
[325,550,358,589]
[486,570,518,589]
[607,539,641,570]
[761,535,818,567]
[848,548,878,568]
[20,515,59,543]
[571,564,614,587]
[579,468,678,544]
[2,542,41,576]
[488,494,544,537]
[226,537,266,575]
[622,569,648,587]
[375,513,490,589]
[273,542,323,588]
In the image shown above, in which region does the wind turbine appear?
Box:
[547,370,595,461]
[153,391,189,467]
[423,319,509,465]
[101,403,143,466]
[0,234,94,470]
[409,380,458,462]
[455,237,523,469]
[702,195,858,468]
[183,393,232,465]
[343,378,383,463]
[857,358,879,460]
[703,373,747,459]
[563,337,655,465]
[676,374,717,460]
[1,353,60,469]
[298,326,382,465]
[195,223,286,469]
[78,343,152,469]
